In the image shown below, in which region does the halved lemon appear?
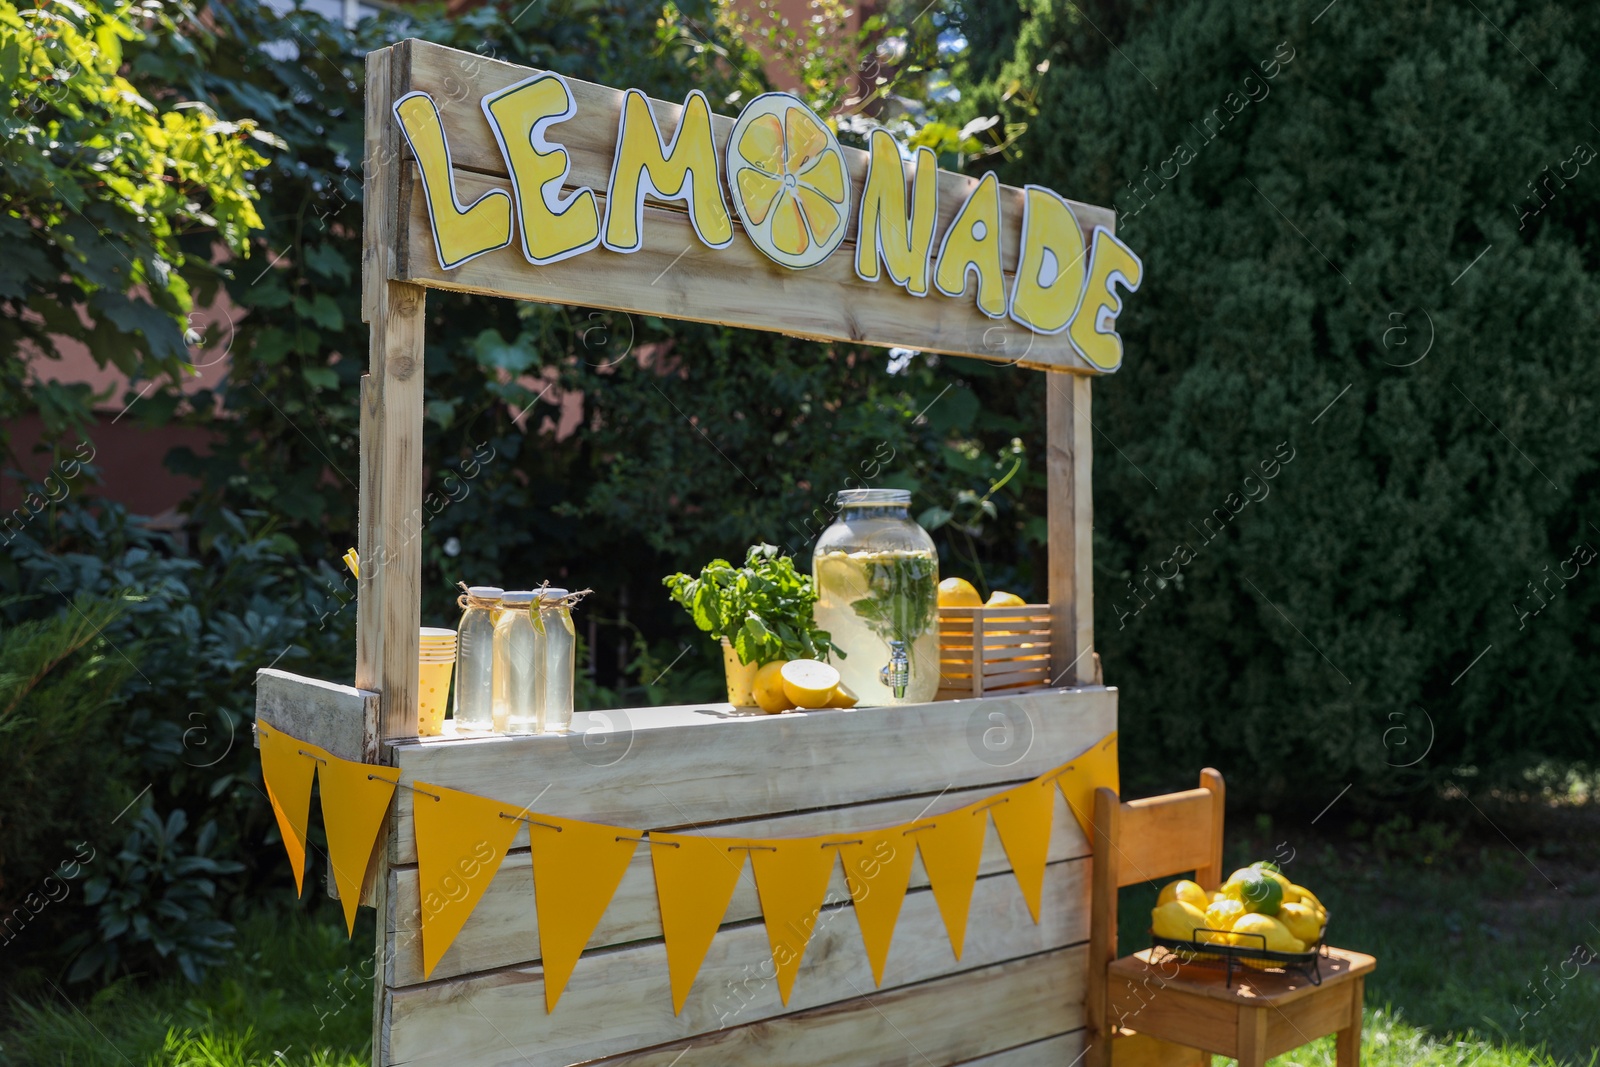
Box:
[780,659,841,709]
[824,682,858,709]
[726,93,851,270]
[815,551,869,602]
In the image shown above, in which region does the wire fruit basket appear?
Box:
[1148,918,1330,988]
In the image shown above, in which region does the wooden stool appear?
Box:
[1085,770,1376,1067]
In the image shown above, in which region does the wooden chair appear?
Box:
[1086,769,1375,1067]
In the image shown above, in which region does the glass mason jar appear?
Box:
[537,588,576,734]
[454,586,502,733]
[494,591,540,735]
[812,489,940,706]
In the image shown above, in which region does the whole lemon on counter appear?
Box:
[752,661,793,713]
[986,590,1027,607]
[937,577,983,607]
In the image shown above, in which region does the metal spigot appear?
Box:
[879,639,909,699]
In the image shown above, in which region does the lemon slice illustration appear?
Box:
[726,93,851,269]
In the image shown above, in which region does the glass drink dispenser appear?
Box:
[812,489,939,706]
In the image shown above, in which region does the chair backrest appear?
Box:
[1085,769,1225,1067]
[1106,772,1226,891]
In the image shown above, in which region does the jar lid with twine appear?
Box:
[534,580,592,610]
[457,583,505,611]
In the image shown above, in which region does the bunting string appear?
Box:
[258,721,1117,1014]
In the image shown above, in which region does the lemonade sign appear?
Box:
[394,74,1144,372]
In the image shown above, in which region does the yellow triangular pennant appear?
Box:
[526,814,641,1012]
[989,776,1056,923]
[258,724,320,896]
[650,833,748,1014]
[315,755,399,936]
[1055,731,1120,840]
[413,782,520,979]
[910,801,989,961]
[838,828,917,986]
[749,837,839,1005]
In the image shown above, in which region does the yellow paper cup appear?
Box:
[721,638,759,707]
[418,659,454,736]
[420,627,457,650]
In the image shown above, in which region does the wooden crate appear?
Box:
[938,604,1054,700]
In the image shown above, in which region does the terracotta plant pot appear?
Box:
[721,638,759,707]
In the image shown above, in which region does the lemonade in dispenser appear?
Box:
[812,489,939,705]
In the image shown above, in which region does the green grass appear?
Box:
[4,802,1595,1066]
[1245,1007,1591,1067]
[0,907,372,1067]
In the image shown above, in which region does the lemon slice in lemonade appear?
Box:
[727,93,852,269]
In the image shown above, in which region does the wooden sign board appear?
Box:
[382,39,1140,375]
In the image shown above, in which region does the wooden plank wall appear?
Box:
[377,687,1114,1067]
[386,39,1115,374]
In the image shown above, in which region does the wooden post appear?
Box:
[1048,373,1095,687]
[1086,785,1121,1067]
[360,44,425,1067]
[358,42,426,742]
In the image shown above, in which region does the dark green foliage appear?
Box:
[956,0,1600,804]
[67,808,245,985]
[0,0,270,462]
[0,596,130,938]
[0,488,351,982]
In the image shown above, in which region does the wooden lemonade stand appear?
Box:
[256,37,1151,1067]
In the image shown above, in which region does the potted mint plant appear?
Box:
[664,544,838,706]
